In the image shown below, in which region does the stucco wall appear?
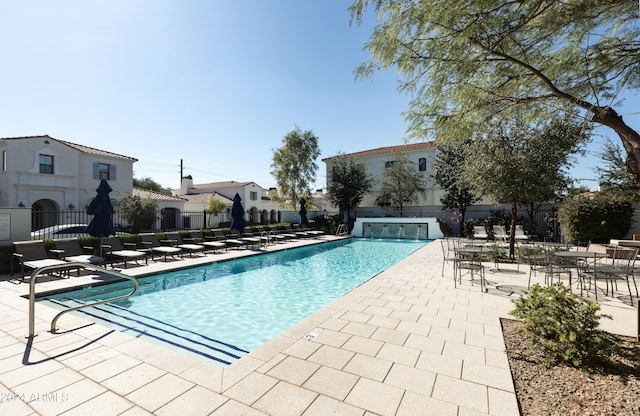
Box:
[0,207,32,245]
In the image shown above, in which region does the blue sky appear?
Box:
[0,1,638,192]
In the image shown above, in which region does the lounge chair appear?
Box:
[12,240,70,281]
[101,236,148,268]
[52,238,106,267]
[301,227,325,238]
[138,233,182,262]
[213,229,246,249]
[274,226,297,241]
[239,229,262,247]
[492,225,507,242]
[189,230,227,252]
[513,225,529,242]
[164,231,206,257]
[264,226,288,243]
[286,226,311,239]
[472,226,488,240]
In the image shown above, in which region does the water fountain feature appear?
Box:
[364,224,374,238]
[351,217,442,239]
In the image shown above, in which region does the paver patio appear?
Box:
[0,238,636,415]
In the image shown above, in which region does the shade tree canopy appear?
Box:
[460,114,591,254]
[432,139,480,234]
[349,0,640,179]
[375,153,428,216]
[326,153,375,227]
[271,127,321,210]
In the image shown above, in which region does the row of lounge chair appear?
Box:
[472,225,529,242]
[11,226,325,281]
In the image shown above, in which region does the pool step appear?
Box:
[40,298,249,365]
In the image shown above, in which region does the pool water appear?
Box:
[38,238,428,365]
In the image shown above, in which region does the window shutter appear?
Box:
[110,164,117,180]
[92,162,99,179]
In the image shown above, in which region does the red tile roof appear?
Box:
[322,141,434,161]
[133,187,187,201]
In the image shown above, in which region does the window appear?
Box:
[98,163,110,180]
[418,158,427,172]
[39,154,54,174]
[93,162,117,180]
[2,150,6,172]
[384,161,395,168]
[250,191,257,201]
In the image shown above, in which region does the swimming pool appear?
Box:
[38,238,428,365]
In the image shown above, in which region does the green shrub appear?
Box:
[558,195,633,244]
[510,283,615,371]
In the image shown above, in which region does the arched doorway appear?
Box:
[31,199,59,231]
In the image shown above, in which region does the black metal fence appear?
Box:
[30,208,231,239]
[29,204,561,240]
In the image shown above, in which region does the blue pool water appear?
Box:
[38,238,428,365]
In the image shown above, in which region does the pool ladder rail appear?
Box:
[27,262,138,338]
[260,230,276,248]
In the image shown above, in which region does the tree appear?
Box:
[271,127,321,210]
[432,139,480,235]
[349,1,640,179]
[461,115,590,255]
[205,194,228,228]
[133,177,172,195]
[596,137,640,201]
[375,153,427,216]
[326,153,375,227]
[117,194,159,233]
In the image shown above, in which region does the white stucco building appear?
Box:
[0,135,138,229]
[322,142,442,209]
[174,176,281,225]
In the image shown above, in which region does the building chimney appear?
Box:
[180,175,194,195]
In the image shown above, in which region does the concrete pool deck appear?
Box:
[0,237,636,415]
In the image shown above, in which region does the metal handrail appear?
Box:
[260,230,271,248]
[28,262,138,337]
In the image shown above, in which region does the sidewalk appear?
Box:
[0,239,635,415]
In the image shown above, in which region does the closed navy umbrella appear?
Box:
[86,179,116,237]
[299,198,309,226]
[230,193,246,231]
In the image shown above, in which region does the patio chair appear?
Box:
[453,243,486,292]
[440,238,458,277]
[101,236,148,268]
[164,231,206,257]
[524,245,547,288]
[138,233,183,262]
[472,226,488,240]
[11,240,70,282]
[583,247,638,304]
[189,230,226,252]
[52,238,106,270]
